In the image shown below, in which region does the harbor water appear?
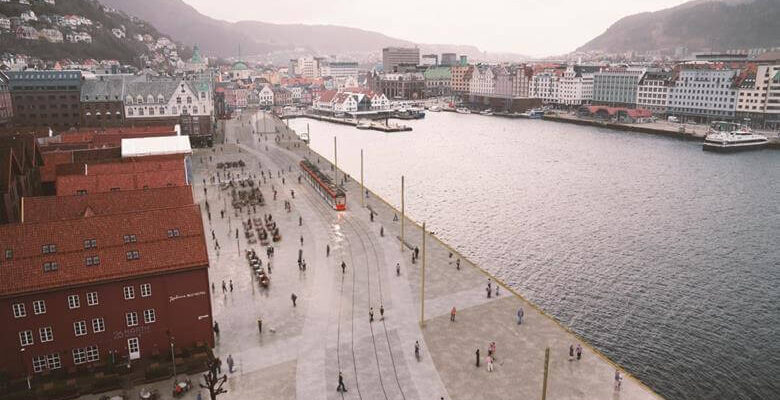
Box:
[286,112,779,400]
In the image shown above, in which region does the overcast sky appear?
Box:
[181,0,692,57]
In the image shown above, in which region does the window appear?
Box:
[126,251,140,261]
[47,353,61,370]
[73,347,87,365]
[74,320,87,336]
[140,283,151,297]
[42,244,56,254]
[85,255,100,266]
[123,286,135,300]
[32,355,47,373]
[126,312,138,327]
[167,229,180,238]
[143,309,156,324]
[12,303,26,318]
[39,327,53,342]
[4,248,12,260]
[68,295,80,309]
[19,330,34,346]
[86,345,99,362]
[33,300,46,315]
[86,292,98,306]
[92,317,105,333]
[123,234,137,244]
[76,189,87,195]
[43,262,59,272]
[83,239,97,249]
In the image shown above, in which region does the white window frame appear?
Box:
[92,317,105,333]
[73,348,86,365]
[123,286,135,300]
[12,303,26,318]
[140,283,151,297]
[39,327,53,342]
[73,320,87,336]
[33,300,46,315]
[126,312,138,327]
[32,355,46,373]
[67,294,80,309]
[19,330,34,346]
[86,292,99,306]
[86,345,99,362]
[47,353,61,369]
[143,309,156,324]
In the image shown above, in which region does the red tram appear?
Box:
[300,159,346,211]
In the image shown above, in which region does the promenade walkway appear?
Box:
[78,111,661,400]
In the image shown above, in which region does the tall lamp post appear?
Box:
[19,347,30,390]
[170,336,177,381]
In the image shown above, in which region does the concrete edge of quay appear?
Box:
[277,113,665,399]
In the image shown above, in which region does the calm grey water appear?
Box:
[287,113,780,400]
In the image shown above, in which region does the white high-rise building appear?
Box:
[667,64,739,121]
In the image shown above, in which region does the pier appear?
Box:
[282,113,413,132]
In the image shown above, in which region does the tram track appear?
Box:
[263,136,408,400]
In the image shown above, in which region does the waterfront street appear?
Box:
[199,112,660,399]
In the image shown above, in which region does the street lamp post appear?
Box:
[19,347,30,390]
[170,337,176,381]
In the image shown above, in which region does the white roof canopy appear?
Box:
[121,135,191,158]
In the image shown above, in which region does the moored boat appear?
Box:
[703,121,768,152]
[456,107,471,114]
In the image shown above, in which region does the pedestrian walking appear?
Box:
[370,211,374,222]
[215,357,222,374]
[226,354,234,373]
[495,285,500,296]
[414,341,421,361]
[456,258,460,270]
[267,262,272,274]
[299,216,302,226]
[414,247,419,259]
[614,369,622,390]
[257,318,263,334]
[475,348,480,367]
[213,322,220,336]
[380,304,385,320]
[291,293,298,307]
[486,285,491,298]
[326,244,330,257]
[291,189,295,198]
[229,280,233,292]
[450,307,456,322]
[489,342,496,360]
[221,281,227,293]
[341,261,346,274]
[369,307,374,322]
[211,282,215,291]
[517,307,524,325]
[396,262,400,276]
[569,344,574,361]
[211,230,216,240]
[576,344,582,360]
[411,252,415,264]
[336,372,347,392]
[487,355,494,372]
[300,235,304,246]
[380,226,384,237]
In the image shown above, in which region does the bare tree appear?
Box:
[199,356,228,400]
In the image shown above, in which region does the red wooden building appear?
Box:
[0,198,212,379]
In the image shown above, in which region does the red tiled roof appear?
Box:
[55,154,188,196]
[0,205,208,297]
[317,90,338,103]
[22,186,194,223]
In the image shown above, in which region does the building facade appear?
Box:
[0,72,12,127]
[382,47,420,72]
[558,65,597,106]
[667,64,739,122]
[450,65,473,98]
[369,72,425,100]
[529,70,560,104]
[636,72,671,114]
[423,67,451,97]
[592,68,646,108]
[7,70,82,128]
[736,64,780,128]
[80,77,126,127]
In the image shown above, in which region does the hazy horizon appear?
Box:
[181,0,693,57]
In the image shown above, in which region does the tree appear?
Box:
[199,356,227,400]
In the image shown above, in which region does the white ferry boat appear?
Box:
[356,120,372,130]
[456,107,471,114]
[479,109,493,116]
[703,121,769,152]
[428,105,442,112]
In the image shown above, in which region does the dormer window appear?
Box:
[5,248,12,260]
[83,239,97,249]
[123,234,137,244]
[167,229,180,238]
[42,244,56,254]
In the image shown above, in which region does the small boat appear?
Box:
[428,105,442,112]
[528,109,544,119]
[356,120,372,130]
[479,109,493,116]
[456,107,471,114]
[703,121,768,152]
[394,109,425,119]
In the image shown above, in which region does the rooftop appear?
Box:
[121,135,191,158]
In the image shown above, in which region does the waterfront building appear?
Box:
[469,65,496,97]
[368,71,425,100]
[273,86,292,106]
[80,77,126,127]
[258,85,274,106]
[667,63,739,122]
[0,71,12,127]
[735,63,780,129]
[0,190,212,379]
[440,53,457,67]
[450,65,474,98]
[421,54,438,66]
[636,71,671,114]
[382,47,420,72]
[592,68,646,108]
[423,66,451,97]
[558,65,598,106]
[494,64,533,99]
[528,69,562,104]
[7,70,82,128]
